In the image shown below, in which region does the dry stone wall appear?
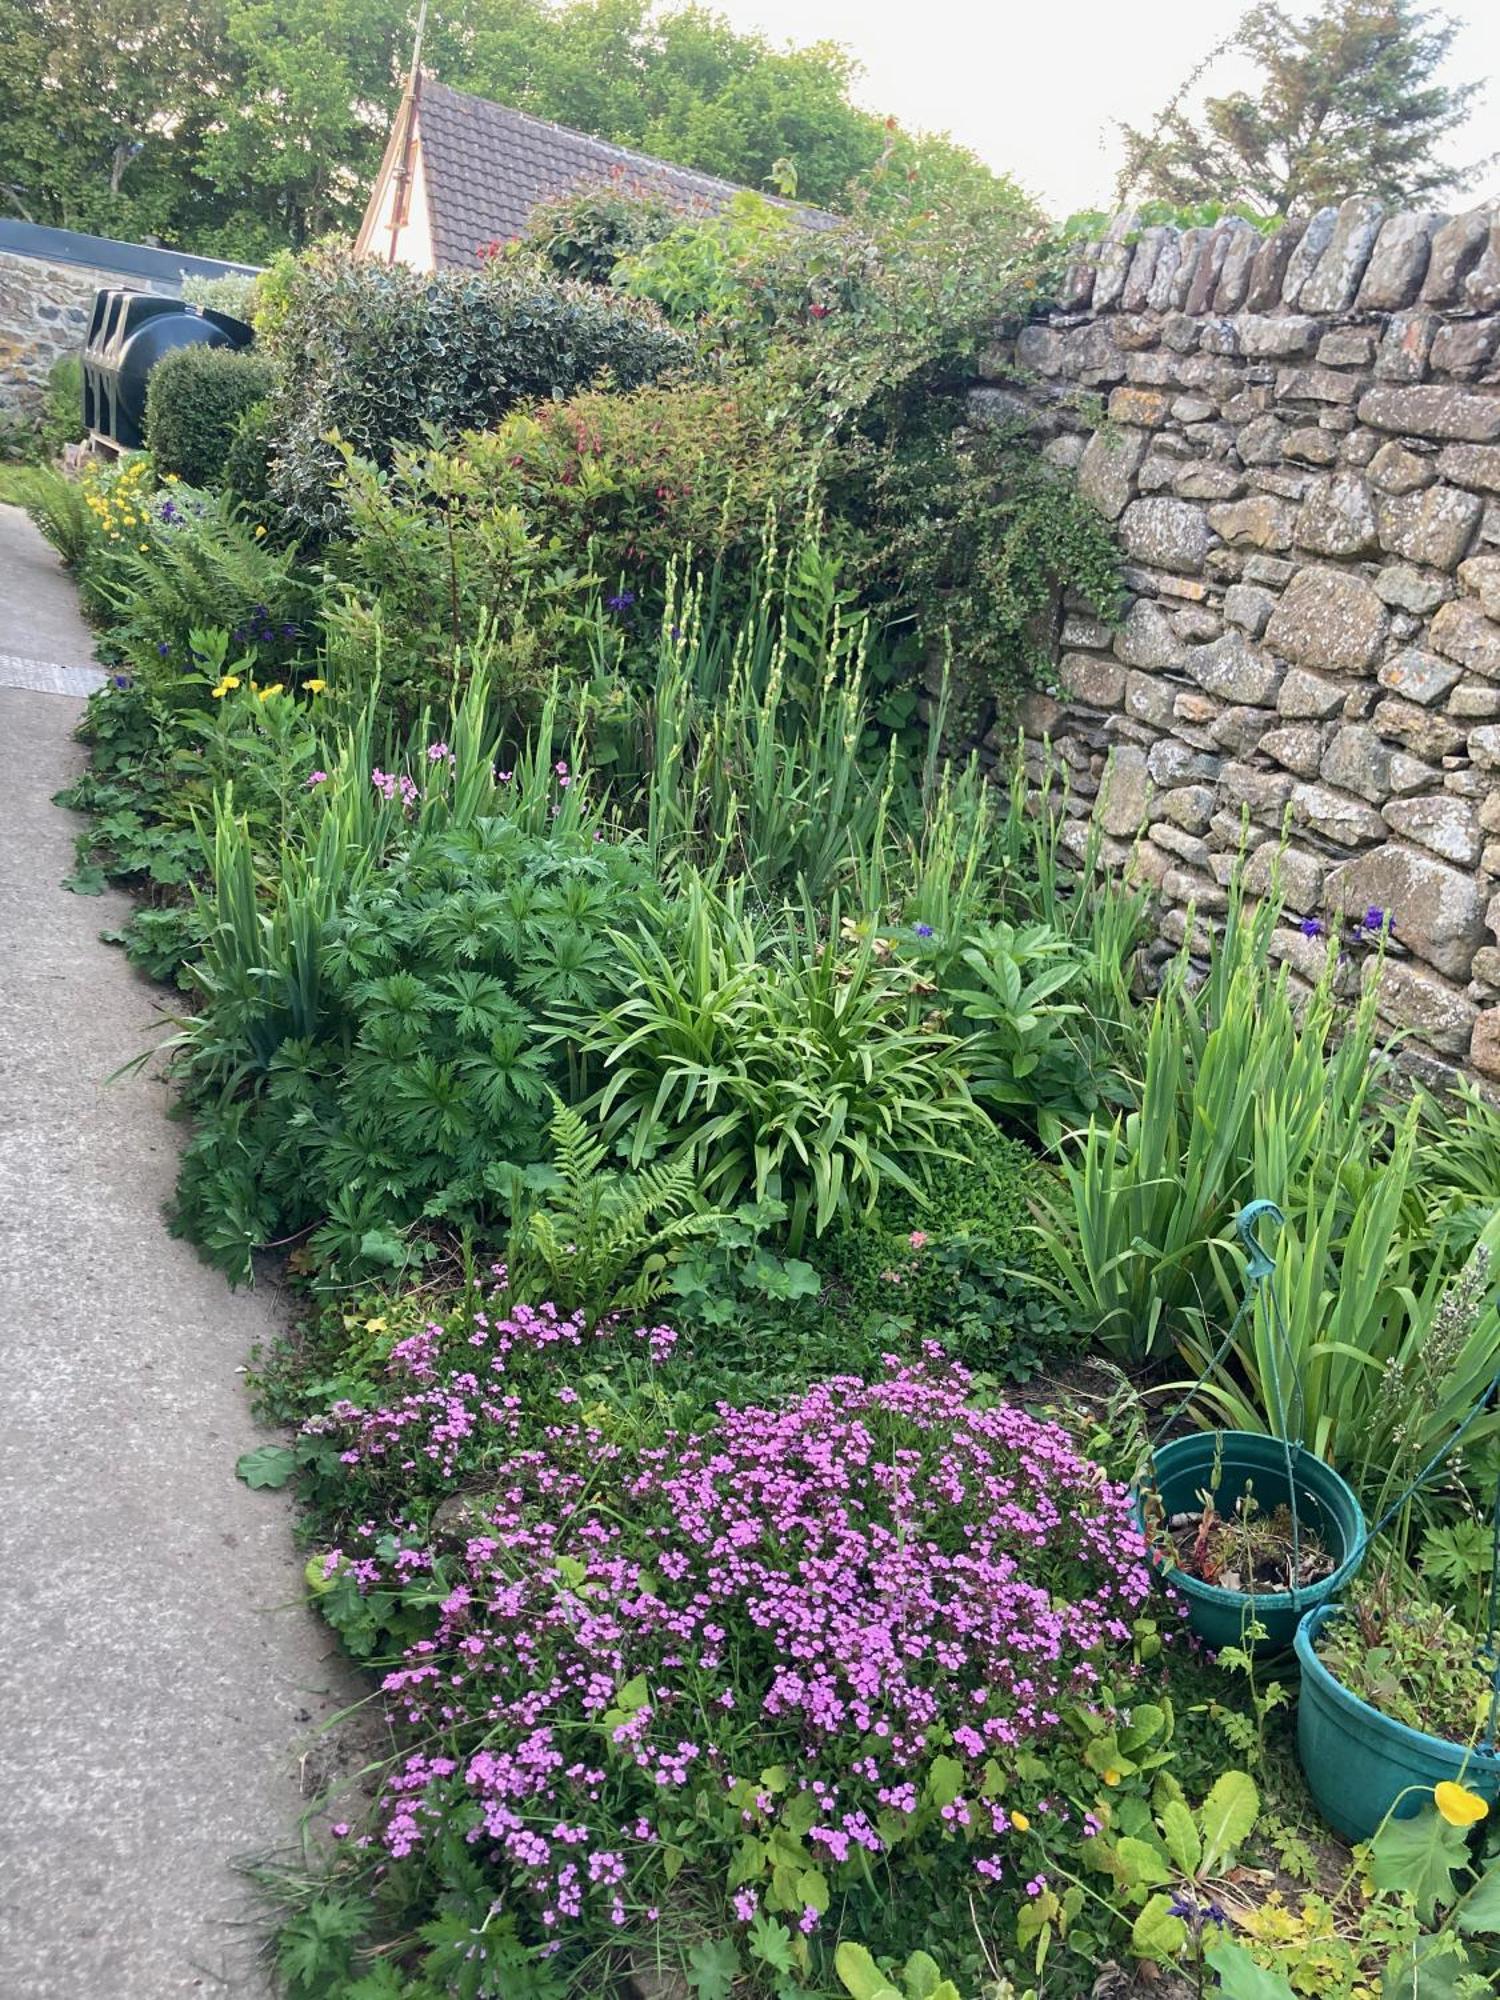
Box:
[0,250,176,414]
[980,198,1500,1084]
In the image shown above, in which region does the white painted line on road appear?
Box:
[0,651,108,696]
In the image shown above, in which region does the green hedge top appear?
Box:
[144,344,275,489]
[261,249,692,529]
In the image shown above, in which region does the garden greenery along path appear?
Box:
[0,504,353,1998]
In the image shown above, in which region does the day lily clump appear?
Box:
[311,1329,1159,1953]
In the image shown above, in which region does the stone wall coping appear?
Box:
[1056,199,1500,320]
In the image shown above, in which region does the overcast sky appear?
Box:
[714,0,1500,217]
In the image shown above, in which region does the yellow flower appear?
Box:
[303,678,327,694]
[1009,1810,1030,1832]
[253,524,267,538]
[257,683,285,701]
[139,542,150,551]
[210,674,241,700]
[364,1316,388,1334]
[1103,1768,1122,1787]
[1435,1781,1489,1827]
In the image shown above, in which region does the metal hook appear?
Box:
[1236,1199,1284,1282]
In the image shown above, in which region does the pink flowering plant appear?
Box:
[299,1315,1173,1992]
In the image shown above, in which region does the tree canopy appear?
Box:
[1117,1,1488,218]
[0,0,1023,261]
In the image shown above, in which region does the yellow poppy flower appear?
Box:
[1435,1781,1489,1827]
[303,678,327,694]
[257,683,285,701]
[1009,1810,1030,1832]
[210,674,241,700]
[1103,1768,1122,1787]
[253,524,267,538]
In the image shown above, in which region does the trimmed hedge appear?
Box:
[145,345,275,488]
[259,248,691,529]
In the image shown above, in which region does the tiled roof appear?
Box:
[416,80,825,269]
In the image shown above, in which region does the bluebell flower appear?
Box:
[913,923,935,938]
[156,641,170,658]
[606,589,636,613]
[112,673,131,690]
[1299,916,1324,938]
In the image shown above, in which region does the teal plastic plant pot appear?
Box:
[1130,1430,1367,1656]
[1295,1603,1500,1844]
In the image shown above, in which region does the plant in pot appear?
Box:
[1130,1202,1368,1654]
[1295,1247,1500,1842]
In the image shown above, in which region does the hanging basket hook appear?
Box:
[1236,1199,1284,1283]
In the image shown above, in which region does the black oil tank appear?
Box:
[82,290,253,450]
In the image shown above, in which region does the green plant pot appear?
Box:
[1295,1603,1500,1844]
[1131,1430,1367,1655]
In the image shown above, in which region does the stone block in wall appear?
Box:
[1364,957,1478,1055]
[1341,429,1381,469]
[1223,583,1277,636]
[1114,598,1186,669]
[1211,704,1276,753]
[1245,221,1304,311]
[1421,209,1494,306]
[1244,838,1326,909]
[1466,228,1500,312]
[1382,794,1482,867]
[1430,319,1499,382]
[1208,496,1298,550]
[1374,484,1483,570]
[1373,696,1467,759]
[1125,669,1178,726]
[1095,744,1151,835]
[1435,444,1500,495]
[1147,738,1220,785]
[1430,600,1500,676]
[1373,567,1453,615]
[1358,385,1500,443]
[1452,684,1500,720]
[1154,785,1218,832]
[1260,723,1327,777]
[1125,350,1181,387]
[1328,843,1487,976]
[1472,1008,1500,1078]
[1223,760,1296,814]
[1277,666,1349,718]
[1010,324,1069,376]
[1184,226,1234,314]
[1368,441,1438,494]
[1107,385,1174,427]
[1301,197,1385,311]
[1152,822,1211,867]
[1321,722,1397,801]
[1470,726,1500,770]
[1376,648,1465,704]
[1188,630,1282,704]
[1058,654,1126,707]
[1284,425,1340,465]
[1119,497,1211,571]
[1144,236,1183,313]
[1237,415,1287,465]
[1276,363,1362,405]
[1174,462,1245,501]
[1318,328,1379,367]
[1120,227,1169,312]
[1251,467,1316,501]
[1459,554,1500,619]
[1041,434,1086,473]
[1284,207,1340,305]
[1232,315,1325,362]
[1295,473,1380,557]
[1076,426,1149,519]
[1065,321,1126,384]
[1213,221,1262,312]
[1373,312,1437,384]
[1356,211,1439,310]
[1290,781,1389,846]
[1264,565,1389,671]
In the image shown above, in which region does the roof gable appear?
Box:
[413,80,820,269]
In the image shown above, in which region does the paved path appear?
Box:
[0,505,354,1997]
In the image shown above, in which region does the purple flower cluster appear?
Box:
[371,767,419,810]
[322,1341,1156,1937]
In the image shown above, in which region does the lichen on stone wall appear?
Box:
[982,195,1500,1086]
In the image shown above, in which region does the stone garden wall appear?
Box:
[0,249,177,414]
[979,198,1500,1084]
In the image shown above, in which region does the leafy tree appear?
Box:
[1118,1,1488,217]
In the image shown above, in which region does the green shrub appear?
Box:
[518,175,681,284]
[179,270,260,321]
[220,397,274,508]
[39,354,85,456]
[260,247,690,529]
[145,345,275,487]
